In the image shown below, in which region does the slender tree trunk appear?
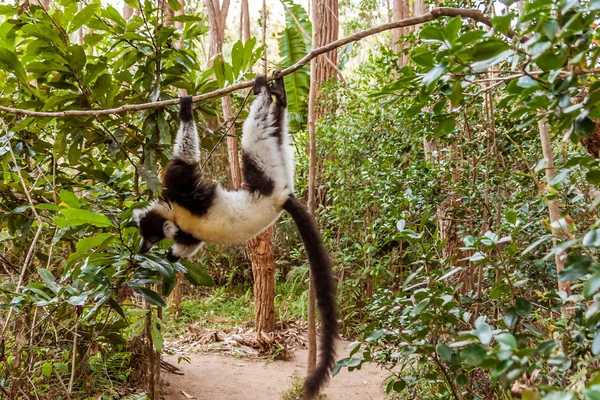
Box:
[248,227,275,332]
[240,0,250,42]
[246,0,277,333]
[392,0,410,64]
[307,0,338,378]
[538,119,572,303]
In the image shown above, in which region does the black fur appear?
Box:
[166,248,180,262]
[174,229,202,246]
[282,196,339,398]
[269,74,287,145]
[162,158,217,217]
[253,75,268,95]
[242,152,275,196]
[139,210,167,242]
[179,96,193,122]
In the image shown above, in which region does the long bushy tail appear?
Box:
[282,195,339,399]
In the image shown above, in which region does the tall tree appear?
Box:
[205,0,277,333]
[247,0,277,333]
[307,0,338,377]
[391,0,411,65]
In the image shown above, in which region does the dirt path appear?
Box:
[162,341,389,400]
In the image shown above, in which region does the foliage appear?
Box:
[323,0,600,398]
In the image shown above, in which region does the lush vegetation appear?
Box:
[1,0,600,399]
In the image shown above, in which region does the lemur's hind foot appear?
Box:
[179,96,194,122]
[269,71,287,107]
[253,75,269,95]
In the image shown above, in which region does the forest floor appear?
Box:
[161,340,389,400]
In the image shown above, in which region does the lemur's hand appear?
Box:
[166,247,180,263]
[269,71,287,107]
[253,75,268,95]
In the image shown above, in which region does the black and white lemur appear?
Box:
[133,75,338,398]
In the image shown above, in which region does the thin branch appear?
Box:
[0,7,514,118]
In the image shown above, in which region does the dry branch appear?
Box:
[0,7,512,118]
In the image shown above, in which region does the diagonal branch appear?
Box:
[0,7,515,118]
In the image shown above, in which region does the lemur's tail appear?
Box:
[282,195,339,399]
[179,95,193,122]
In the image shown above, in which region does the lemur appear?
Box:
[133,75,338,398]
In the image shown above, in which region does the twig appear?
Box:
[67,322,78,394]
[0,7,515,118]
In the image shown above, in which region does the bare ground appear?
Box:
[162,341,389,400]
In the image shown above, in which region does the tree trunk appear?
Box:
[307,0,338,378]
[245,0,277,334]
[392,0,411,64]
[538,119,572,302]
[240,0,250,42]
[206,0,277,333]
[248,227,276,332]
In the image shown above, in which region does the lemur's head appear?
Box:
[132,201,178,254]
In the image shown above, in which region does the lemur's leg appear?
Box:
[241,76,281,196]
[173,96,200,164]
[269,73,295,194]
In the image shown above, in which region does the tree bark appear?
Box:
[248,227,276,332]
[392,0,411,64]
[307,0,338,378]
[240,0,250,42]
[538,119,572,300]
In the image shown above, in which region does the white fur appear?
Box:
[140,83,295,259]
[171,241,205,258]
[163,221,178,239]
[174,120,200,163]
[241,92,294,193]
[170,186,287,245]
[132,208,146,223]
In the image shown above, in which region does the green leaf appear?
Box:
[515,298,532,316]
[492,14,512,34]
[132,287,166,307]
[151,319,164,352]
[504,307,518,327]
[0,48,27,82]
[141,254,175,282]
[444,17,461,43]
[460,345,487,366]
[584,273,600,297]
[139,166,161,193]
[420,26,444,43]
[422,64,446,87]
[411,46,434,67]
[584,229,600,247]
[587,170,600,184]
[55,208,112,228]
[436,343,453,363]
[559,254,593,281]
[181,260,215,287]
[231,40,244,78]
[68,3,99,33]
[475,322,493,345]
[39,269,60,295]
[495,333,517,349]
[42,362,52,377]
[456,374,468,387]
[76,233,115,253]
[59,190,81,208]
[593,331,600,355]
[167,0,182,11]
